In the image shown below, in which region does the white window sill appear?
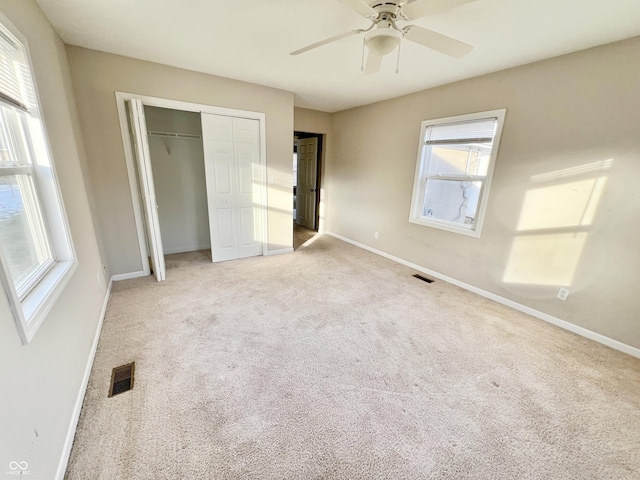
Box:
[15,259,77,344]
[409,216,482,238]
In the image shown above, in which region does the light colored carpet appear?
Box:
[293,222,317,250]
[66,235,640,479]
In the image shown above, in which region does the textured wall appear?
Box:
[327,37,640,349]
[0,1,107,478]
[67,47,295,275]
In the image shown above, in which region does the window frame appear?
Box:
[0,14,77,344]
[0,107,57,298]
[409,109,507,238]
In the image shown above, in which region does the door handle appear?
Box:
[310,189,316,192]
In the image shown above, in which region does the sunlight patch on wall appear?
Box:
[504,232,588,286]
[503,159,612,287]
[529,159,613,183]
[517,177,607,231]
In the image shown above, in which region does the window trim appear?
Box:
[409,109,507,238]
[0,13,77,344]
[0,108,57,299]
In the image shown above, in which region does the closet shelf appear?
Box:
[147,130,201,139]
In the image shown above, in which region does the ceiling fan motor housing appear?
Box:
[369,2,405,16]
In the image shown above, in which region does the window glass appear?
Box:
[0,107,29,166]
[422,178,483,225]
[0,173,54,297]
[426,145,473,175]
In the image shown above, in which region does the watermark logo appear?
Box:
[6,461,31,476]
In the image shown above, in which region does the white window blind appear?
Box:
[0,29,35,113]
[425,118,497,144]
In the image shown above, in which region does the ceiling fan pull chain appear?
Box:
[396,41,402,74]
[361,37,366,72]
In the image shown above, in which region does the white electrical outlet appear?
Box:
[374,231,379,239]
[557,287,570,301]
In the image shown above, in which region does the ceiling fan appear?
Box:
[290,0,475,74]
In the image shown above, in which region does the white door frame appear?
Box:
[115,92,268,276]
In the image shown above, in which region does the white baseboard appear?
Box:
[326,231,640,359]
[111,270,147,282]
[55,278,112,480]
[264,247,294,256]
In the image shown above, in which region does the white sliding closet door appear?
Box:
[202,114,263,262]
[127,99,166,281]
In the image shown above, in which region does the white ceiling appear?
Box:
[35,0,640,112]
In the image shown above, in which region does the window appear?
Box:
[0,17,76,344]
[409,109,506,237]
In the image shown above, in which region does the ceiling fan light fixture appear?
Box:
[365,28,402,56]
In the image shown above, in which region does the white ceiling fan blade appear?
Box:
[363,50,382,75]
[404,26,473,58]
[290,29,363,55]
[336,0,378,18]
[403,0,477,20]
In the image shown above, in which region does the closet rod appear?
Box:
[147,130,201,139]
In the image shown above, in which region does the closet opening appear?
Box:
[144,106,211,265]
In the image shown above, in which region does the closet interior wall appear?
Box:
[144,106,210,255]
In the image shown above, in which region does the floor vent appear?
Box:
[413,274,435,284]
[109,362,135,397]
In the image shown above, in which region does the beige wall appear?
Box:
[0,1,108,478]
[67,47,295,275]
[294,107,333,232]
[327,37,640,349]
[294,107,332,134]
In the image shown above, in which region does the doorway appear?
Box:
[116,93,268,281]
[293,131,322,249]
